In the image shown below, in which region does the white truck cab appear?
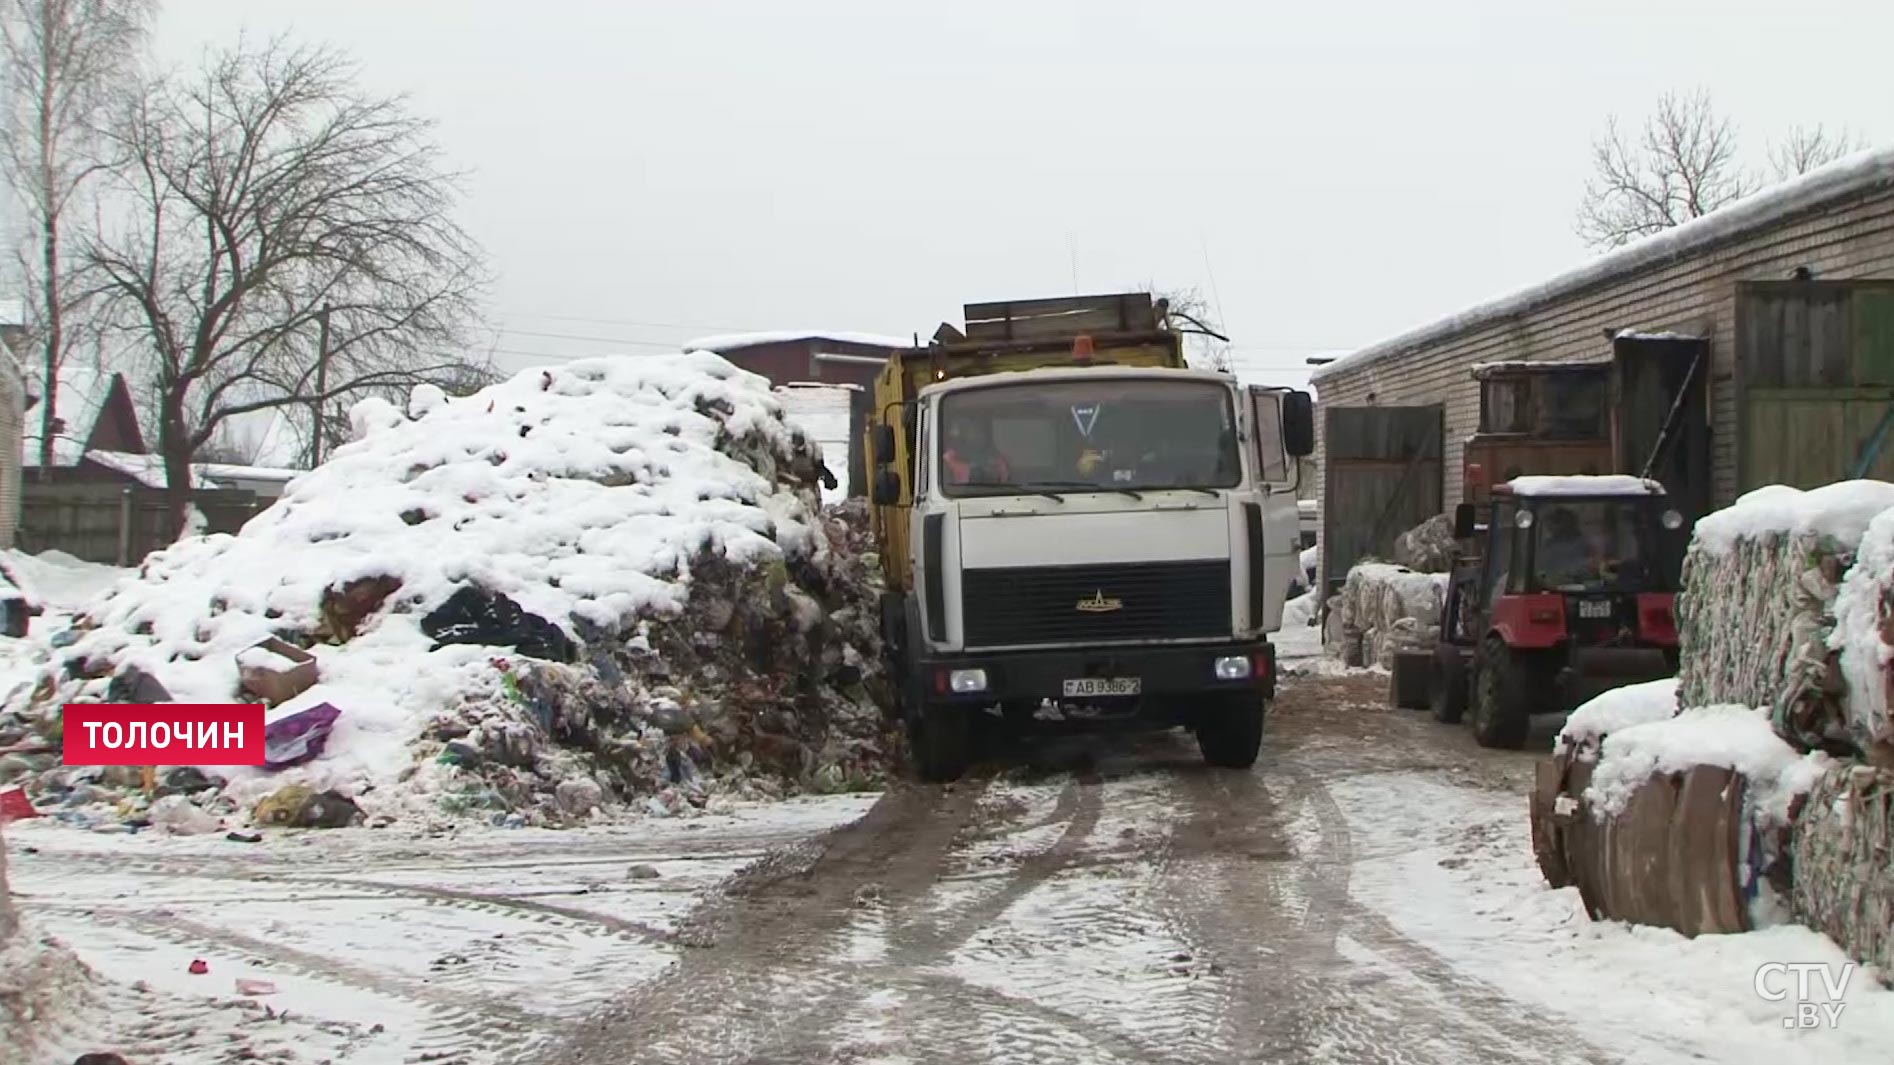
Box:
[880,362,1315,778]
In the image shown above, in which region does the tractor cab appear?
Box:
[1413,475,1687,749]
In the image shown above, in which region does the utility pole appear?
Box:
[310,303,332,466]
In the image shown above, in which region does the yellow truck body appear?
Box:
[865,293,1188,593]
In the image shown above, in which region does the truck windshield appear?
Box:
[936,378,1240,496]
[1532,500,1667,592]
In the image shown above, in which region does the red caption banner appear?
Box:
[62,704,266,766]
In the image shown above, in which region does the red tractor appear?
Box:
[1402,476,1686,749]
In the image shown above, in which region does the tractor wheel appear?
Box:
[1469,638,1534,750]
[1196,693,1266,769]
[1431,647,1469,724]
[908,706,972,782]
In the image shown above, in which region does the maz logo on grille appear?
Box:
[1075,590,1124,613]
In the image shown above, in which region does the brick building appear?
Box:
[1308,147,1894,591]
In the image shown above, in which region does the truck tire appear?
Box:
[909,707,972,782]
[1469,638,1533,750]
[1196,694,1266,769]
[1431,647,1468,724]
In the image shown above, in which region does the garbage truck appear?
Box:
[864,292,1316,780]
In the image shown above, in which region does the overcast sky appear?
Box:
[147,0,1889,394]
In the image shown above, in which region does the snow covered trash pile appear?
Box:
[0,353,899,828]
[1324,562,1447,670]
[1533,681,1832,936]
[1676,481,1894,755]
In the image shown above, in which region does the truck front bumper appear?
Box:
[915,640,1276,708]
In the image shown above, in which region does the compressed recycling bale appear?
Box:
[1542,697,1828,936]
[1392,514,1459,573]
[1789,765,1894,975]
[1832,507,1894,762]
[1677,482,1894,754]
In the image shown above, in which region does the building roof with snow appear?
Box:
[1311,145,1894,385]
[23,365,146,467]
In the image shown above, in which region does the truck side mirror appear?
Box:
[871,468,901,506]
[1282,391,1315,458]
[1453,503,1476,540]
[869,424,896,465]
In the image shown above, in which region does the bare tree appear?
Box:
[1,0,152,475]
[1577,90,1756,249]
[1143,282,1232,371]
[86,35,489,531]
[1768,123,1866,181]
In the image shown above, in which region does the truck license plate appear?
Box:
[1063,677,1141,698]
[1577,599,1613,620]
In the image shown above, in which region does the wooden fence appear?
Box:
[19,484,264,566]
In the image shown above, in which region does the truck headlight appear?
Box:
[1213,656,1253,680]
[950,669,989,694]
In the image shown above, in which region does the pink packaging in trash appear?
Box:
[263,702,342,768]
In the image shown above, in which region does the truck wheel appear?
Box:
[909,707,972,783]
[1196,694,1266,769]
[1469,638,1533,750]
[1431,648,1468,724]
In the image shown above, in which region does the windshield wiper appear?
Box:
[1176,487,1219,498]
[963,480,1065,503]
[1031,480,1143,500]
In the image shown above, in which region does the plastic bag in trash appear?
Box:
[264,701,343,768]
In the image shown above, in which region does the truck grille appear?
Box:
[961,560,1232,647]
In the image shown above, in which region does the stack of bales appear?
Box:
[1537,481,1894,970]
[1324,562,1447,669]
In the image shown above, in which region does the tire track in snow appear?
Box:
[79,909,548,1065]
[520,778,994,1065]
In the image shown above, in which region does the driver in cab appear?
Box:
[943,418,1011,485]
[1538,506,1599,586]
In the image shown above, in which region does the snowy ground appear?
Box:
[6,794,878,1064]
[8,623,1894,1063]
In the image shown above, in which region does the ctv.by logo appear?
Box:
[1753,962,1854,1030]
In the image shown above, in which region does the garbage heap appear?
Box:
[1533,481,1894,976]
[1324,562,1447,669]
[0,353,901,830]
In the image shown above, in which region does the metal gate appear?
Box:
[1320,404,1443,593]
[1738,280,1894,491]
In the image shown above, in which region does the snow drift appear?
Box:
[1,353,898,825]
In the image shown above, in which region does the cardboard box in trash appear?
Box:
[237,637,318,704]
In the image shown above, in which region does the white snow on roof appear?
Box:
[1313,144,1894,384]
[1691,480,1894,555]
[22,364,119,467]
[1504,475,1664,497]
[1613,328,1703,341]
[195,461,303,484]
[86,450,207,489]
[685,330,912,352]
[1469,360,1606,378]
